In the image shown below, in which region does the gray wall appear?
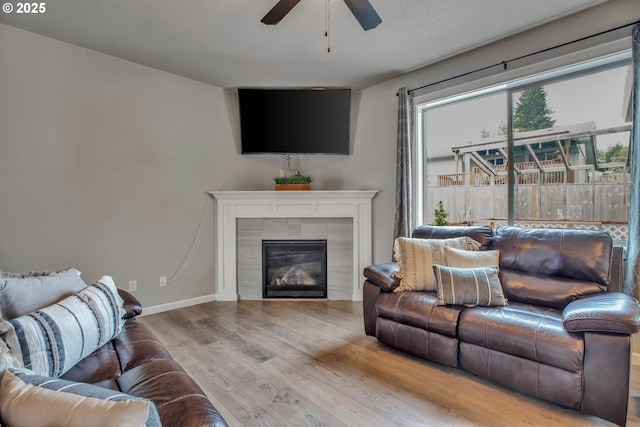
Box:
[0,23,385,308]
[1,0,639,309]
[0,24,235,307]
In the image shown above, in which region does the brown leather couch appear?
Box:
[363,225,640,426]
[60,289,227,427]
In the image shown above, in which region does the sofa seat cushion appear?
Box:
[376,291,465,338]
[458,302,584,372]
[112,320,174,373]
[118,358,226,426]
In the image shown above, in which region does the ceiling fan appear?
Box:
[261,0,381,31]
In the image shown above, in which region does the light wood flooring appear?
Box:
[139,301,640,427]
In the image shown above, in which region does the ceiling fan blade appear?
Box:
[261,0,302,25]
[343,0,381,31]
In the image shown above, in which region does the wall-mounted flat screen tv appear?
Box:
[238,88,351,154]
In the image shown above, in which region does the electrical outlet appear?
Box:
[159,276,167,287]
[128,280,137,292]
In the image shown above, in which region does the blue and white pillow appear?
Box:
[0,276,125,377]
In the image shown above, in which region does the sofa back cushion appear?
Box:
[493,226,611,308]
[412,225,493,249]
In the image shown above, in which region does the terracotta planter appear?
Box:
[275,184,311,191]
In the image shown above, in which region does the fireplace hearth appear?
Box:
[262,240,327,298]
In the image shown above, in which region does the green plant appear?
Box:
[274,175,313,185]
[434,200,450,226]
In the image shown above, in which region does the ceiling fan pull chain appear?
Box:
[326,0,331,53]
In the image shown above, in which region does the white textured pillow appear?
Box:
[1,276,125,377]
[443,246,500,268]
[10,369,162,426]
[0,370,149,427]
[0,268,88,319]
[393,237,481,292]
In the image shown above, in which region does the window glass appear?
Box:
[509,66,631,244]
[419,57,632,245]
[422,92,507,225]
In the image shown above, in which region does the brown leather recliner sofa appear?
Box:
[363,225,640,426]
[60,289,227,427]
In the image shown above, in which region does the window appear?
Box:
[417,52,632,244]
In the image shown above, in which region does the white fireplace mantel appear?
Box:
[209,190,378,301]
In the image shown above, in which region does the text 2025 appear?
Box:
[16,2,45,13]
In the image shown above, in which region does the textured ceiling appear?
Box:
[0,0,608,90]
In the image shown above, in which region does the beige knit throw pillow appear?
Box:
[393,236,481,292]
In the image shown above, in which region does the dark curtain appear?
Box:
[393,88,414,244]
[624,23,640,298]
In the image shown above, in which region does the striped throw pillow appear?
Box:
[432,264,508,306]
[1,276,125,377]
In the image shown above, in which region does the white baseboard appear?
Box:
[140,294,217,316]
[633,352,640,366]
[139,293,363,315]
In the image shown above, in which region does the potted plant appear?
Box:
[433,200,450,226]
[274,175,313,191]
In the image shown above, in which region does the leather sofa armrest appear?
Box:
[562,292,640,334]
[363,263,400,292]
[118,288,143,319]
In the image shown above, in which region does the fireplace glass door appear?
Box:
[262,240,327,298]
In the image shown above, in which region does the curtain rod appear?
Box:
[404,19,640,96]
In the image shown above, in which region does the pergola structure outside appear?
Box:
[450,121,632,188]
[430,121,632,242]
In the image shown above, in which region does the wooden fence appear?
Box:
[426,182,630,242]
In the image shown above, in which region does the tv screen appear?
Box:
[238,88,351,154]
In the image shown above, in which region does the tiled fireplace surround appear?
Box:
[238,217,352,300]
[209,191,377,301]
